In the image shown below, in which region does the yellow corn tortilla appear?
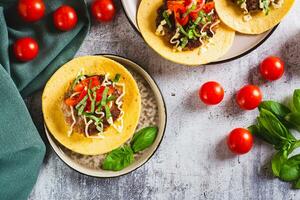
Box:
[215,0,295,34]
[42,56,141,155]
[137,0,235,66]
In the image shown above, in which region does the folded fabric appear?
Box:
[0,0,90,199]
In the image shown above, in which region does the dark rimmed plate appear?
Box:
[45,55,167,178]
[121,0,277,64]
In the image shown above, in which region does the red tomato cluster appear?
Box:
[13,0,116,62]
[198,56,285,155]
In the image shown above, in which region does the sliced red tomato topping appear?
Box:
[65,97,78,106]
[202,2,214,13]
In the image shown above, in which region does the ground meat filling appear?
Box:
[246,0,261,11]
[155,1,219,51]
[62,75,122,136]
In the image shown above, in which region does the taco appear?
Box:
[214,0,295,34]
[42,56,141,155]
[137,0,235,65]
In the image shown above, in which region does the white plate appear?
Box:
[45,55,167,178]
[121,0,277,64]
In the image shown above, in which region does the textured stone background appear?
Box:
[27,1,300,199]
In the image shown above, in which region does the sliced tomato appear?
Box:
[108,86,115,96]
[85,98,92,112]
[96,86,106,102]
[203,2,214,13]
[173,6,189,26]
[65,97,78,106]
[81,76,100,89]
[73,83,85,92]
[167,0,185,10]
[189,0,205,15]
[77,87,88,102]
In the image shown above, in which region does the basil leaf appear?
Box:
[293,89,300,113]
[278,154,300,181]
[259,109,295,141]
[102,145,134,171]
[285,112,300,132]
[271,150,288,177]
[248,124,280,146]
[259,101,291,119]
[294,178,300,189]
[279,164,300,182]
[131,126,158,153]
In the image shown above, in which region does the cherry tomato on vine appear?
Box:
[236,85,262,110]
[13,37,39,62]
[199,81,224,105]
[227,128,253,154]
[259,56,285,81]
[18,0,46,22]
[91,0,116,22]
[53,5,78,31]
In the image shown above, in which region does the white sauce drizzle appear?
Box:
[155,20,167,36]
[101,73,111,86]
[107,82,125,133]
[209,20,220,38]
[170,28,181,51]
[67,106,77,137]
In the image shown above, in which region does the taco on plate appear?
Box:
[137,0,235,65]
[42,56,141,155]
[214,0,295,34]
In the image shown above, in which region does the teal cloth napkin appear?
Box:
[0,0,90,199]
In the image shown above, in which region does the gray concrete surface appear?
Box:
[27,1,300,199]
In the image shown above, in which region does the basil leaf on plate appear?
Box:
[293,89,300,113]
[102,145,134,171]
[131,126,158,153]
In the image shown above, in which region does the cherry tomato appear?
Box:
[91,0,116,22]
[259,56,285,81]
[236,85,262,110]
[18,0,46,22]
[53,5,78,31]
[227,128,253,154]
[13,37,39,62]
[199,81,224,105]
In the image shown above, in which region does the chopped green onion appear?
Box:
[183,3,196,17]
[89,91,96,113]
[187,29,195,39]
[100,87,109,106]
[162,11,172,28]
[107,95,116,102]
[180,37,189,48]
[113,74,121,83]
[105,105,112,120]
[192,29,201,37]
[71,74,85,90]
[77,104,86,116]
[84,113,102,123]
[75,95,88,110]
[179,26,189,37]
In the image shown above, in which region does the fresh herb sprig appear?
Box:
[101,126,158,171]
[249,89,300,188]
